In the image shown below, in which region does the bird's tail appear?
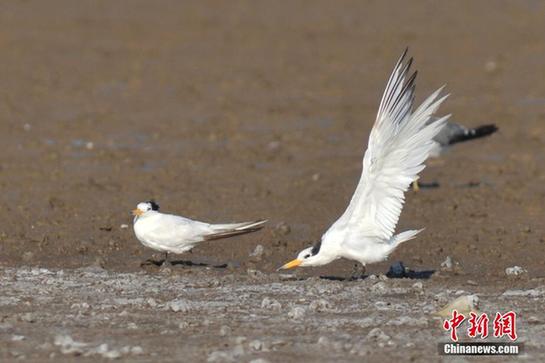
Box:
[390,229,424,246]
[448,124,498,145]
[204,219,267,241]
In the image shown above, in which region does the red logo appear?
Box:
[493,311,517,341]
[443,310,518,342]
[468,312,489,339]
[443,310,465,341]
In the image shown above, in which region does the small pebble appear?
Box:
[440,256,462,273]
[178,322,190,329]
[234,336,247,344]
[484,60,498,73]
[266,140,281,151]
[261,297,282,312]
[167,299,191,313]
[366,328,390,342]
[147,298,158,307]
[219,325,231,336]
[505,266,527,277]
[274,222,291,236]
[317,336,330,346]
[249,244,265,258]
[369,281,388,293]
[309,299,332,312]
[20,312,35,323]
[207,351,234,363]
[288,306,306,319]
[130,346,143,355]
[248,339,264,351]
[278,273,297,281]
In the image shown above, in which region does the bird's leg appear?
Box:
[162,252,172,267]
[412,179,420,192]
[350,262,366,281]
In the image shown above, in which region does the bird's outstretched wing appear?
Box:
[328,50,449,244]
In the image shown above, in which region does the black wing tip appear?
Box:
[407,70,418,85]
[394,47,410,71]
[400,47,409,61]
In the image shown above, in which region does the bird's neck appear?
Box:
[310,250,338,266]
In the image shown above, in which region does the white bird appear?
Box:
[412,118,498,191]
[429,118,497,158]
[279,50,449,274]
[132,200,266,266]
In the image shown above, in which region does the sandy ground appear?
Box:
[1,0,544,361]
[1,266,544,362]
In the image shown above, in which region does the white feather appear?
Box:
[317,51,449,265]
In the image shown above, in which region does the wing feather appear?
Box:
[326,51,449,244]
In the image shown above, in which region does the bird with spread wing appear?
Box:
[279,50,449,275]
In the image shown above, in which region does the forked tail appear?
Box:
[390,229,424,246]
[204,219,267,241]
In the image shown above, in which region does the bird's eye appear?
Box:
[304,254,311,259]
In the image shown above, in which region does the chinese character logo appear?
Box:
[443,310,518,342]
[443,310,465,341]
[493,311,517,341]
[468,312,489,339]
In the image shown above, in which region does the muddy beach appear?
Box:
[1,1,545,361]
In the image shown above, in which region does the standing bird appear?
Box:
[429,118,497,157]
[132,200,266,266]
[412,118,498,190]
[279,50,448,275]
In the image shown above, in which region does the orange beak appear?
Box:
[132,209,143,216]
[278,258,302,270]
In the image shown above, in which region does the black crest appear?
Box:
[147,200,160,211]
[311,240,322,256]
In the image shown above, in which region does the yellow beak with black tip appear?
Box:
[132,209,143,216]
[278,258,302,270]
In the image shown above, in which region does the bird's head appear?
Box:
[132,200,160,217]
[278,240,333,270]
